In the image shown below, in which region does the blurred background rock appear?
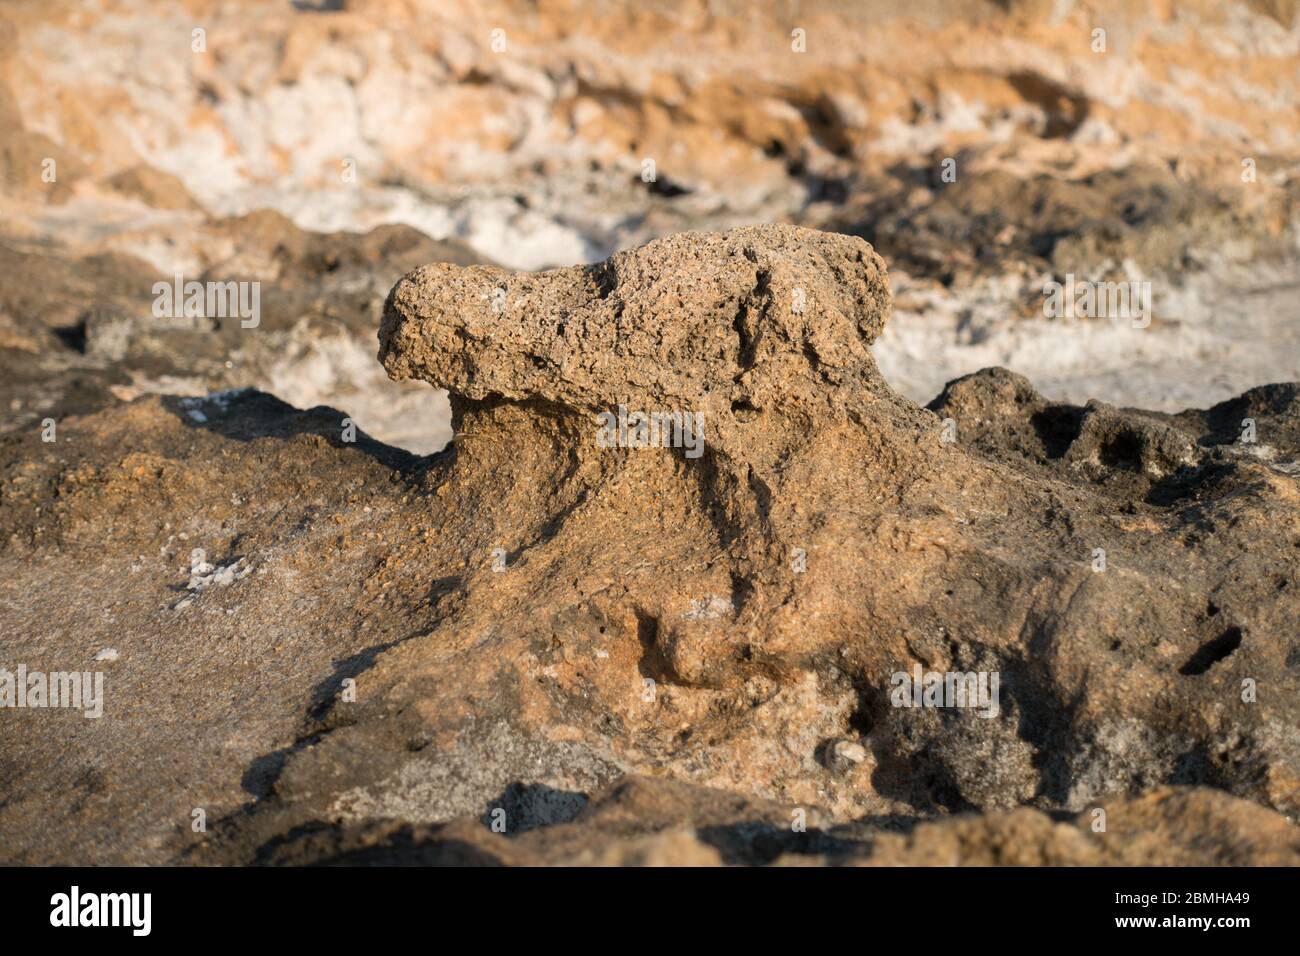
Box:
[1,0,1297,448]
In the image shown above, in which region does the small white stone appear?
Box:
[828,739,868,770]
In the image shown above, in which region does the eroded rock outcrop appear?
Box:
[2,225,1298,865]
[369,224,1299,831]
[380,224,896,455]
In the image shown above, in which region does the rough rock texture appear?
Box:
[2,0,1299,864]
[6,224,1294,865]
[252,778,1300,867]
[379,224,895,462]
[372,224,1300,829]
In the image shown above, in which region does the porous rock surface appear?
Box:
[380,225,895,460]
[1,225,1298,865]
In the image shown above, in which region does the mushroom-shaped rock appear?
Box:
[379,225,896,460]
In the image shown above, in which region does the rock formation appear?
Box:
[2,0,1299,867]
[7,224,1294,865]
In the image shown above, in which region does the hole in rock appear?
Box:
[1179,627,1243,676]
[54,319,88,354]
[1098,430,1144,471]
[1029,406,1085,459]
